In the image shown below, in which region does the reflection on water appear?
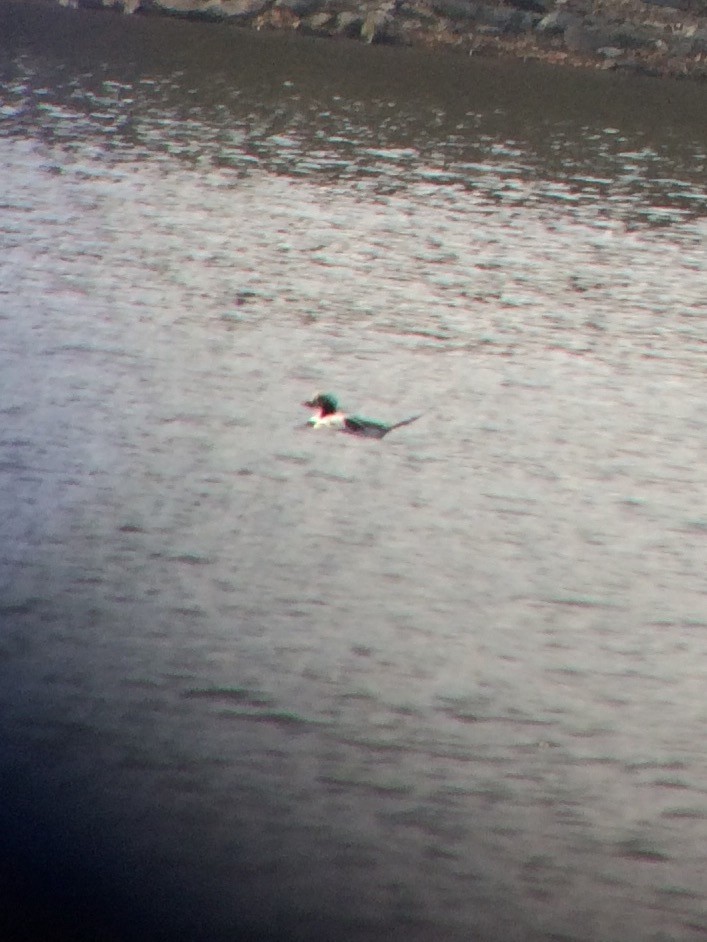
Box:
[1,2,707,940]
[2,1,707,223]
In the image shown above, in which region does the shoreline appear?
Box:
[43,0,707,80]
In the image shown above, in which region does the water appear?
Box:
[2,2,707,939]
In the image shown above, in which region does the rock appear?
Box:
[146,0,207,13]
[302,10,332,30]
[68,0,136,9]
[507,0,552,13]
[361,10,390,42]
[686,27,707,53]
[563,20,606,51]
[429,0,478,20]
[428,0,534,31]
[643,0,693,8]
[597,44,622,56]
[308,10,331,26]
[607,23,658,49]
[86,0,140,10]
[276,0,324,15]
[218,0,271,13]
[535,10,577,34]
[144,0,269,16]
[481,6,535,32]
[335,11,364,36]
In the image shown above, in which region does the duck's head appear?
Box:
[303,392,339,416]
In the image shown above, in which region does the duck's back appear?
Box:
[343,415,390,438]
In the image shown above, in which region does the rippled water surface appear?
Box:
[2,2,707,940]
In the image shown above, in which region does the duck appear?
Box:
[303,392,421,439]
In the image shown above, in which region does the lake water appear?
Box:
[1,2,707,940]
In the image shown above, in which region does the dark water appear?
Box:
[2,2,707,940]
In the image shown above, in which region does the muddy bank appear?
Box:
[49,0,707,80]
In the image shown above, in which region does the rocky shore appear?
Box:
[54,0,707,78]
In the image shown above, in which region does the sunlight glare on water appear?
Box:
[1,3,707,940]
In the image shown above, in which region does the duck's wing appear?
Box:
[343,415,390,438]
[343,413,422,438]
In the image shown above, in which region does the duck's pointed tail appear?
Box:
[386,414,422,434]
